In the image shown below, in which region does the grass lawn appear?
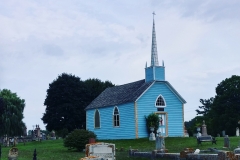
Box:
[1,136,239,160]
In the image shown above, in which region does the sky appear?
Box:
[1,0,240,131]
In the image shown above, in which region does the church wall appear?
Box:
[137,81,184,138]
[86,102,136,139]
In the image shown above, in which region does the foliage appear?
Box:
[191,75,240,136]
[42,73,88,132]
[196,98,214,116]
[84,78,114,104]
[63,129,96,151]
[209,75,240,136]
[55,128,68,138]
[145,113,159,134]
[184,116,206,136]
[42,73,114,133]
[0,89,26,136]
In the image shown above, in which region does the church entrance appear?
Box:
[156,113,168,136]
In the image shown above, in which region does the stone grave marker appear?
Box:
[224,135,230,148]
[85,142,115,160]
[236,127,239,137]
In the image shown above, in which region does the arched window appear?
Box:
[155,95,166,107]
[94,109,100,128]
[113,107,120,127]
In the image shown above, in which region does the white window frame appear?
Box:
[113,106,120,127]
[155,94,166,107]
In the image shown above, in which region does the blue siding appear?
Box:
[145,66,165,82]
[145,67,154,82]
[86,102,136,140]
[137,82,184,138]
[155,67,165,81]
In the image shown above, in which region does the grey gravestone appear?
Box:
[236,127,239,136]
[201,120,208,136]
[224,135,230,148]
[156,135,165,150]
[222,130,225,137]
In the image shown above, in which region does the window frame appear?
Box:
[155,94,166,108]
[113,106,120,127]
[94,109,100,129]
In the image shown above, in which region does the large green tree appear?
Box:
[42,73,114,133]
[210,75,240,136]
[0,89,26,136]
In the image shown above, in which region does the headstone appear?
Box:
[201,120,208,136]
[85,143,115,160]
[234,148,240,154]
[236,127,239,137]
[224,135,230,148]
[194,149,200,154]
[156,135,165,150]
[222,130,225,137]
[8,147,18,160]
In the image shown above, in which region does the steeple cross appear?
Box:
[152,12,156,19]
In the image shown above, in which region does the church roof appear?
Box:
[85,79,186,110]
[85,79,154,110]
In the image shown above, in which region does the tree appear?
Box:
[195,98,214,116]
[0,89,26,137]
[84,78,114,105]
[42,74,114,133]
[210,75,240,136]
[42,73,87,132]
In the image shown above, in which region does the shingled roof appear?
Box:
[85,79,154,110]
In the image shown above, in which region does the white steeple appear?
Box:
[151,12,159,66]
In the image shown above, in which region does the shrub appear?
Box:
[145,113,159,134]
[63,129,96,151]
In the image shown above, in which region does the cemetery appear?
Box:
[1,120,240,160]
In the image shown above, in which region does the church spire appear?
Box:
[151,12,159,66]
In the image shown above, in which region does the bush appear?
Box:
[145,113,159,134]
[63,129,96,151]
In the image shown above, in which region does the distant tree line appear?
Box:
[185,75,240,136]
[41,73,114,135]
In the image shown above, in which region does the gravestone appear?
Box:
[236,127,239,136]
[8,147,18,160]
[85,142,115,160]
[201,120,208,136]
[222,130,225,137]
[156,135,165,150]
[224,135,230,148]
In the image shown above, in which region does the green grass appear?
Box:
[1,137,239,160]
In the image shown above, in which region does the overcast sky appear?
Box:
[1,0,240,131]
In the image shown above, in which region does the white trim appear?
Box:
[113,106,120,127]
[155,94,167,107]
[94,109,101,129]
[135,81,156,102]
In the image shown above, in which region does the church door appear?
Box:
[157,113,168,136]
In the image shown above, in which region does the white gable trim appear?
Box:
[135,81,155,102]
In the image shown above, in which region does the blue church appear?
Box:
[85,16,186,139]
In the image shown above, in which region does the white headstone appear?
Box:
[194,149,200,154]
[236,127,239,137]
[85,143,115,160]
